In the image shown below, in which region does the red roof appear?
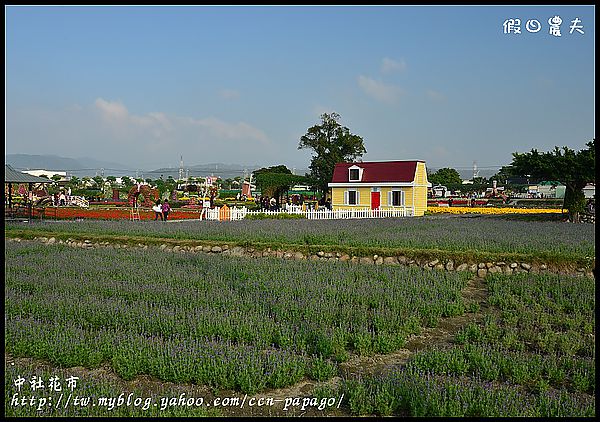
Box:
[330,160,423,183]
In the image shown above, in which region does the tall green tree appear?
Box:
[67,176,80,190]
[253,165,307,205]
[298,112,367,196]
[428,167,463,186]
[506,140,595,222]
[121,176,134,189]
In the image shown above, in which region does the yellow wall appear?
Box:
[380,187,413,208]
[331,187,372,208]
[332,187,416,211]
[413,162,429,216]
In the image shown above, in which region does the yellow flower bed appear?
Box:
[427,206,565,215]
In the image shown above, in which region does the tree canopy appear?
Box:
[298,112,367,196]
[253,165,307,203]
[428,167,462,186]
[504,140,595,222]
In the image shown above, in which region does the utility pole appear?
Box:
[179,155,184,181]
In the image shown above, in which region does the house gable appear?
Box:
[348,164,364,182]
[329,160,422,185]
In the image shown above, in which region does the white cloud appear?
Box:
[219,89,240,100]
[93,98,267,144]
[95,98,129,120]
[357,75,403,103]
[94,98,174,145]
[58,98,272,163]
[426,89,446,102]
[6,99,306,169]
[381,57,407,73]
[187,116,269,145]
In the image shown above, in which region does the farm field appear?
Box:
[4,214,595,266]
[4,215,595,417]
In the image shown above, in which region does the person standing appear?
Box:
[162,199,171,221]
[153,199,163,221]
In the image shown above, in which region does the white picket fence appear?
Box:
[202,206,413,221]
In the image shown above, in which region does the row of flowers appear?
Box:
[427,206,564,215]
[30,205,565,219]
[38,207,203,221]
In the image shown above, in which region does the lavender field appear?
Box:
[5,241,471,393]
[4,214,595,417]
[4,215,595,261]
[340,271,595,416]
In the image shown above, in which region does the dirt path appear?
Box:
[337,275,489,378]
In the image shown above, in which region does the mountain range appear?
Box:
[5,154,306,180]
[6,154,130,175]
[6,153,490,181]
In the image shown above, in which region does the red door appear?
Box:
[371,192,380,209]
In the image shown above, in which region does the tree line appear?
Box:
[37,111,594,222]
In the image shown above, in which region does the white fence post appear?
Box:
[200,204,416,221]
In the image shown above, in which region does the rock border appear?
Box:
[9,236,594,278]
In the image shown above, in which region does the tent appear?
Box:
[4,164,52,209]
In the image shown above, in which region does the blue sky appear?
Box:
[5,5,595,174]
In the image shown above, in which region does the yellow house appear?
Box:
[328,160,431,216]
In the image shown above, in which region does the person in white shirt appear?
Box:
[153,199,163,221]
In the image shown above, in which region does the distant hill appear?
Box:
[76,156,131,172]
[5,154,309,180]
[145,163,309,180]
[6,154,83,172]
[5,154,132,177]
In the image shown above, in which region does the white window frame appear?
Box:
[387,189,405,207]
[344,189,360,205]
[348,165,363,182]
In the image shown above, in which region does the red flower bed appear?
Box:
[89,201,129,206]
[40,207,203,221]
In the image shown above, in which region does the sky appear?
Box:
[5,5,595,174]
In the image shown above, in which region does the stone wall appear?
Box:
[580,212,595,224]
[9,236,594,278]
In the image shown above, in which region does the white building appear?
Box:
[432,185,450,197]
[583,183,595,199]
[22,169,67,179]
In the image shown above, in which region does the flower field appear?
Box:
[4,214,595,417]
[338,272,595,416]
[5,215,595,264]
[5,241,470,393]
[37,206,202,221]
[427,206,564,215]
